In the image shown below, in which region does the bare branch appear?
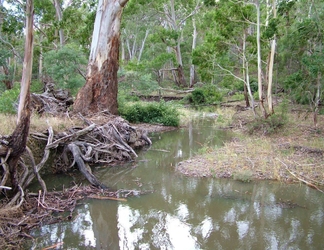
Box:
[216,64,245,83]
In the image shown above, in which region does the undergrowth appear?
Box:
[119,101,180,127]
[247,99,289,135]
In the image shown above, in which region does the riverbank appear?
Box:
[176,103,324,191]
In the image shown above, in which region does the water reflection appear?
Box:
[31,118,324,249]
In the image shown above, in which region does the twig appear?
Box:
[277,158,324,193]
[149,149,170,153]
[88,195,127,202]
[42,241,64,250]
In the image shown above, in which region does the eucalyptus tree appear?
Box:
[122,0,201,88]
[278,0,324,127]
[0,0,25,89]
[121,0,154,63]
[5,0,34,193]
[157,0,201,87]
[265,0,277,115]
[73,0,129,115]
[53,0,64,46]
[193,0,257,111]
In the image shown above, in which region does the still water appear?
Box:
[32,117,324,249]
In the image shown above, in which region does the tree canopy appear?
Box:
[0,0,322,117]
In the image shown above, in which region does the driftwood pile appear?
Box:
[31,114,152,189]
[31,82,73,115]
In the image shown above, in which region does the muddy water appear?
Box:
[32,117,324,249]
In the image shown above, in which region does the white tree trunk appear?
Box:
[138,29,149,63]
[74,0,129,115]
[190,18,197,88]
[256,0,267,117]
[314,72,321,128]
[243,30,255,115]
[17,0,34,123]
[87,0,127,76]
[267,0,277,115]
[53,0,65,46]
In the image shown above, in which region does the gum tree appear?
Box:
[5,0,34,192]
[73,0,129,115]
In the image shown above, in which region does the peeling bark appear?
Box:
[73,0,129,115]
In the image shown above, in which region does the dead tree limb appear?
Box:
[277,158,324,193]
[46,124,96,149]
[68,143,107,189]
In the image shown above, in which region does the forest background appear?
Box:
[0,0,322,121]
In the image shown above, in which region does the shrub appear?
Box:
[233,169,253,182]
[0,84,20,114]
[191,88,205,104]
[43,44,87,95]
[247,100,288,135]
[119,101,180,127]
[118,69,159,96]
[188,84,223,105]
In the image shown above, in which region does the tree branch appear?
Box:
[216,63,245,83]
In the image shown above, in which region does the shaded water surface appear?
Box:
[32,117,324,249]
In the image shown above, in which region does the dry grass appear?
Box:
[0,114,83,136]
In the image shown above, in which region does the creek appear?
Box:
[32,116,324,249]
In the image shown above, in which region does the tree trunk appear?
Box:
[266,0,276,115]
[38,33,43,80]
[164,0,187,88]
[313,72,321,128]
[242,29,250,108]
[73,0,129,115]
[189,18,197,88]
[138,29,149,63]
[256,0,267,118]
[53,0,65,46]
[8,0,34,190]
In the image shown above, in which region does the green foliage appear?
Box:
[119,101,180,127]
[253,91,259,101]
[118,68,160,95]
[43,44,87,95]
[232,92,245,101]
[191,88,205,104]
[30,80,44,93]
[0,84,20,114]
[1,7,25,36]
[278,0,296,17]
[0,79,43,114]
[233,169,253,183]
[263,18,279,39]
[187,85,223,105]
